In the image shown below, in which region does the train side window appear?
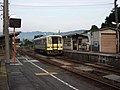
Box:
[39,40,41,45]
[36,40,39,45]
[43,39,46,44]
[48,37,52,44]
[41,39,43,44]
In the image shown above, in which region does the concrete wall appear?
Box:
[63,50,120,69]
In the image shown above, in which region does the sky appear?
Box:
[0,0,120,32]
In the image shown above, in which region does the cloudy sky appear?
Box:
[0,0,120,32]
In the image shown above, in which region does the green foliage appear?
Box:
[90,25,99,31]
[34,35,43,39]
[101,7,120,29]
[22,39,33,48]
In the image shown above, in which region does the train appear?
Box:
[33,35,63,55]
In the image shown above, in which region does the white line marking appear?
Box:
[29,60,39,62]
[10,57,23,65]
[17,58,23,65]
[23,56,78,90]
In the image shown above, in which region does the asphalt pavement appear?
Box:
[6,54,102,90]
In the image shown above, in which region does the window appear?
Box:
[58,37,62,43]
[48,37,52,44]
[52,37,58,44]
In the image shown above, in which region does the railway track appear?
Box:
[54,56,120,75]
[18,48,120,90]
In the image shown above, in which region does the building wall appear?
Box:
[100,29,116,34]
[92,31,99,51]
[62,33,89,51]
[91,29,117,53]
[63,37,72,50]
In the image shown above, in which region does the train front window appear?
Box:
[52,37,58,44]
[58,37,62,43]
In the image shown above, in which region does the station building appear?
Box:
[62,28,119,53]
[0,31,21,61]
[90,28,119,53]
[62,33,88,51]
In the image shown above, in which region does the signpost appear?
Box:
[9,18,21,64]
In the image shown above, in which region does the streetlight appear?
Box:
[112,22,120,26]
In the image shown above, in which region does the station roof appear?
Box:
[83,27,120,34]
[62,33,88,38]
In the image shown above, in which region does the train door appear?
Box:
[52,36,58,50]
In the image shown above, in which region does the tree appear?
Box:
[34,35,43,39]
[90,25,99,31]
[22,39,33,48]
[101,7,120,29]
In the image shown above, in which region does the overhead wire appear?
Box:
[10,3,113,8]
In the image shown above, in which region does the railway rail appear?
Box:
[18,48,120,90]
[54,56,120,75]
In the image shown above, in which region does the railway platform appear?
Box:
[6,58,35,90]
[0,49,120,90]
[0,51,9,90]
[0,64,8,90]
[5,53,102,90]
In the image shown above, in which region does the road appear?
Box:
[6,54,102,90]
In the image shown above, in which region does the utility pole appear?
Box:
[114,0,119,53]
[4,0,10,63]
[58,29,60,35]
[3,1,5,34]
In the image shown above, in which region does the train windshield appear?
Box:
[52,36,62,44]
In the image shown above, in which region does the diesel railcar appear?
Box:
[33,35,63,55]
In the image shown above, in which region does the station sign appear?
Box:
[9,18,21,28]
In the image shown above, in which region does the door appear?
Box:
[101,33,116,53]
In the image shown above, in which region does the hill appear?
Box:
[0,30,87,41]
[19,30,86,41]
[18,31,54,41]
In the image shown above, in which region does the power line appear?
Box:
[10,3,113,8]
[9,0,114,3]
